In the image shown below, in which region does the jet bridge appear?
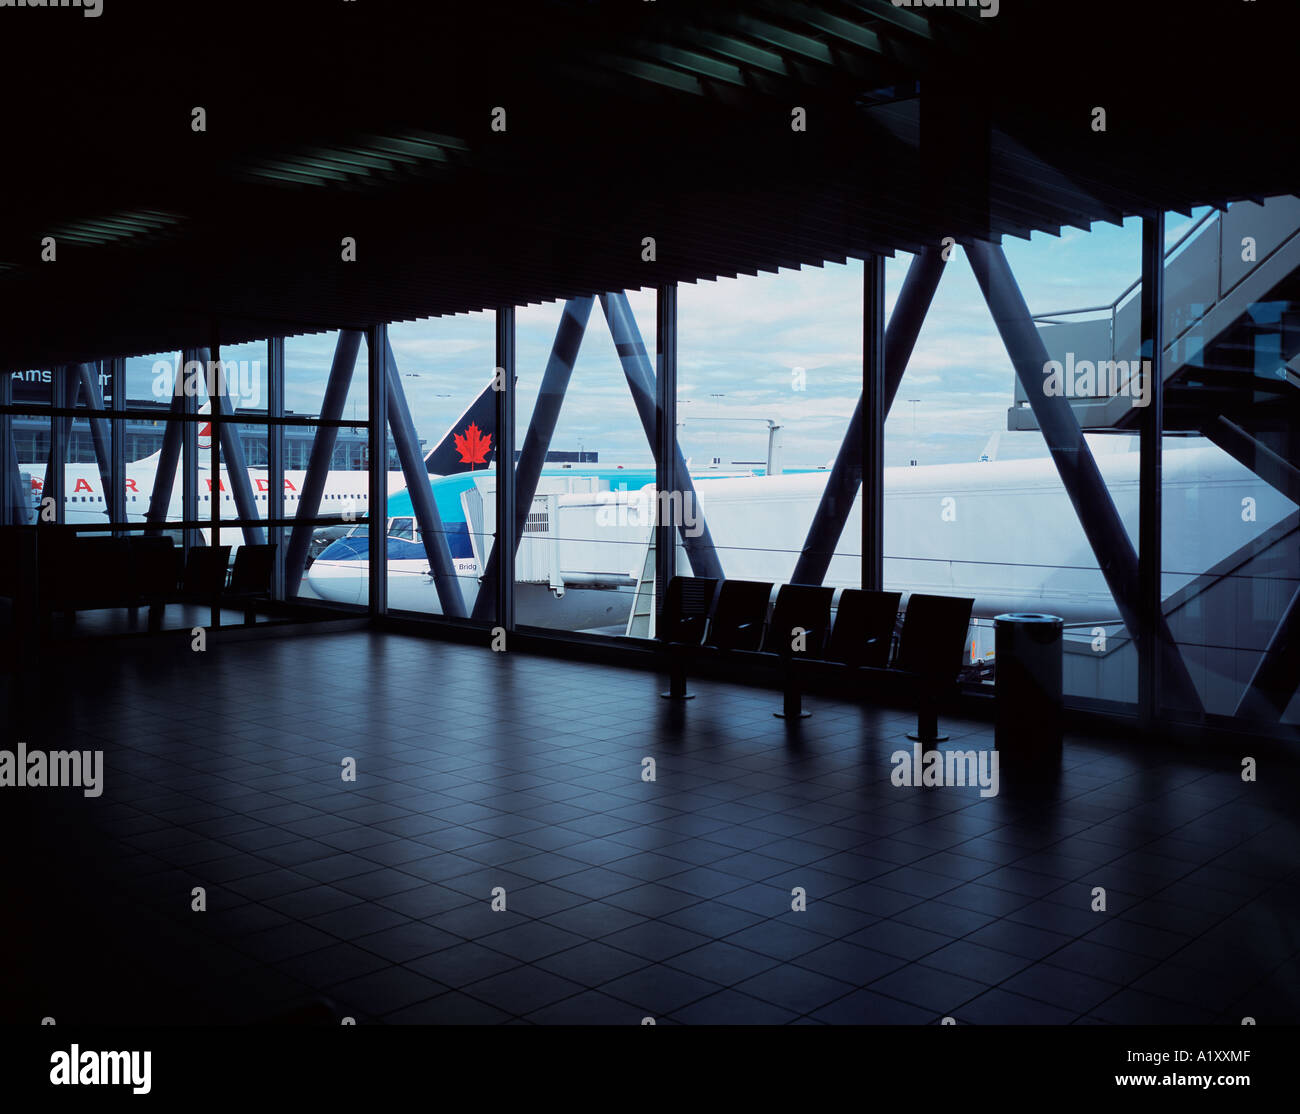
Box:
[462,474,647,595]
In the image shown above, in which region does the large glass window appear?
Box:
[117,350,185,533]
[1160,196,1300,724]
[379,313,495,620]
[676,263,864,599]
[512,290,657,634]
[4,368,50,527]
[13,196,1299,736]
[285,331,369,424]
[886,220,1143,708]
[283,331,372,605]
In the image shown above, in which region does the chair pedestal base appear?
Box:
[661,663,693,701]
[907,705,948,743]
[775,677,810,719]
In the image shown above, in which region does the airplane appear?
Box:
[304,386,764,623]
[305,429,1295,652]
[306,464,676,624]
[16,385,503,549]
[305,377,761,622]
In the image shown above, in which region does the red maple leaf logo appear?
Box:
[454,422,492,467]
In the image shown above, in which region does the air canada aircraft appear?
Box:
[17,382,504,540]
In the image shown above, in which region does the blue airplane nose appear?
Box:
[316,535,369,562]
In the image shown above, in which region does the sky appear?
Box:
[115,208,1209,471]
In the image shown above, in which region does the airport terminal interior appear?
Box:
[2,1,1298,1028]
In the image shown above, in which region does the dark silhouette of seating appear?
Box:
[148,542,277,629]
[657,575,718,699]
[0,526,30,670]
[226,543,277,624]
[33,525,78,628]
[128,535,181,625]
[146,542,230,630]
[65,536,128,621]
[9,529,275,637]
[825,589,902,669]
[29,529,183,632]
[182,544,231,601]
[895,593,975,742]
[0,527,18,603]
[655,576,973,739]
[659,577,771,702]
[703,580,773,652]
[760,583,834,718]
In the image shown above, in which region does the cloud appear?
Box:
[110,207,1231,471]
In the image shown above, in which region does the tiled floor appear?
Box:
[3,628,1298,1024]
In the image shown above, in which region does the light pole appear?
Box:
[907,399,920,466]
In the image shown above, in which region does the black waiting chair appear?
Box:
[40,531,127,632]
[0,526,17,602]
[825,588,902,670]
[26,530,178,631]
[65,537,127,626]
[35,525,78,629]
[895,593,975,743]
[703,580,773,652]
[761,583,834,719]
[658,575,718,700]
[130,535,180,629]
[143,542,227,631]
[227,543,277,624]
[179,544,232,612]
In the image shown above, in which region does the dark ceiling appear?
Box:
[0,0,1296,371]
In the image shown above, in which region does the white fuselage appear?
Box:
[22,461,401,541]
[307,440,1294,629]
[685,443,1290,622]
[35,440,1293,634]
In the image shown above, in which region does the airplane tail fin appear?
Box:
[197,400,213,453]
[423,377,503,476]
[129,401,211,466]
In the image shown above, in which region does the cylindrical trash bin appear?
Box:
[994,613,1064,764]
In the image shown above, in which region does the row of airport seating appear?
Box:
[0,527,276,632]
[658,576,974,738]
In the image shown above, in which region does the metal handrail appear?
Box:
[1020,207,1227,383]
[1031,207,1220,323]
